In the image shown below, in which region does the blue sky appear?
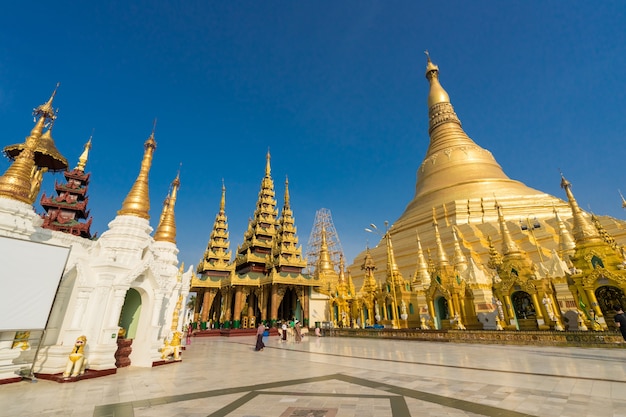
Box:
[1,2,625,269]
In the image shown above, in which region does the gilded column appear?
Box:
[233,287,243,328]
[201,291,211,325]
[531,293,545,322]
[270,285,279,325]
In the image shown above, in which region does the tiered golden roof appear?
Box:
[271,177,307,270]
[196,182,235,275]
[117,131,156,219]
[236,151,278,269]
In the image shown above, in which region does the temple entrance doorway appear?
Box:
[434,296,449,330]
[511,291,538,330]
[595,286,626,330]
[115,288,142,368]
[277,288,301,322]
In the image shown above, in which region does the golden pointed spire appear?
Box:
[220,179,226,212]
[75,137,92,172]
[413,230,431,286]
[424,50,452,109]
[620,190,626,209]
[452,226,468,271]
[154,171,180,243]
[432,208,449,266]
[554,207,575,257]
[284,176,290,205]
[560,173,601,243]
[0,85,59,203]
[495,199,521,255]
[117,131,157,219]
[265,149,271,176]
[317,226,334,273]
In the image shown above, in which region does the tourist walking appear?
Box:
[281,322,288,342]
[614,306,626,341]
[255,322,266,351]
[295,320,302,343]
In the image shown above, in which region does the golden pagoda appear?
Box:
[349,53,626,332]
[193,152,317,329]
[192,181,235,329]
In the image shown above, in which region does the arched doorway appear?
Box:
[278,287,301,322]
[595,286,626,330]
[116,288,142,367]
[511,291,538,330]
[434,296,449,330]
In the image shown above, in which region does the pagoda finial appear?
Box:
[619,190,626,209]
[154,170,180,243]
[560,172,601,243]
[0,85,60,203]
[220,179,226,212]
[265,148,271,177]
[117,130,157,219]
[75,136,92,172]
[284,176,290,205]
[424,52,451,110]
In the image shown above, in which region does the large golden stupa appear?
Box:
[347,54,626,330]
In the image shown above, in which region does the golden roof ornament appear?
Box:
[117,129,157,219]
[75,137,92,172]
[4,124,68,172]
[154,171,180,243]
[559,173,601,243]
[0,84,59,203]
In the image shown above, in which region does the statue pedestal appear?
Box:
[114,338,132,368]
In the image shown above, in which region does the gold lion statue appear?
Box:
[63,335,88,378]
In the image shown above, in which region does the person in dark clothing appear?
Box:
[614,306,626,341]
[255,322,266,351]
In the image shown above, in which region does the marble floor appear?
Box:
[1,335,626,417]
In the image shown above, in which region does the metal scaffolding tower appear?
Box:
[305,208,344,274]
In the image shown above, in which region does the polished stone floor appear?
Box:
[1,334,626,417]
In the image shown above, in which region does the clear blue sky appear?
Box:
[1,2,625,269]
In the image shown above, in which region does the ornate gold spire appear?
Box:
[117,131,156,219]
[451,226,468,272]
[0,85,59,203]
[197,182,233,274]
[316,226,334,274]
[385,231,404,285]
[554,207,575,259]
[360,247,378,294]
[559,174,601,243]
[154,171,180,243]
[413,231,431,286]
[495,200,521,255]
[432,208,449,266]
[75,137,92,172]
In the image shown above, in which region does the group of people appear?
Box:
[255,320,307,351]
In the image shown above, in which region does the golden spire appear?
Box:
[559,174,601,243]
[385,230,403,284]
[316,226,334,274]
[554,207,575,258]
[219,179,226,212]
[413,231,431,286]
[620,190,626,209]
[75,137,92,172]
[452,226,468,272]
[0,85,59,203]
[495,200,521,255]
[432,208,449,266]
[424,50,453,111]
[154,171,180,243]
[117,130,157,219]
